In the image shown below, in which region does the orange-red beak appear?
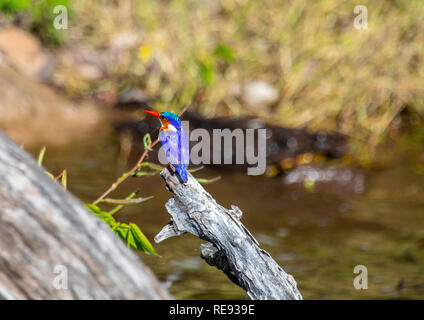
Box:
[143,110,161,118]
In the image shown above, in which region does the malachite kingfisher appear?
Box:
[143,110,189,183]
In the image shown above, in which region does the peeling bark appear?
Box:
[155,168,303,300]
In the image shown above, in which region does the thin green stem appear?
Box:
[108,190,139,215]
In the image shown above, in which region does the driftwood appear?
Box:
[155,168,303,300]
[0,133,171,299]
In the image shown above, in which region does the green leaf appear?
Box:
[137,162,163,171]
[85,203,116,226]
[143,133,153,151]
[188,166,204,173]
[196,176,221,185]
[85,203,101,214]
[129,223,158,256]
[54,169,67,190]
[113,223,129,241]
[133,171,158,177]
[37,146,46,166]
[61,169,67,190]
[134,162,163,178]
[45,171,55,180]
[84,203,158,256]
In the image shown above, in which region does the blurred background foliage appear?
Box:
[2,0,423,157]
[0,0,68,46]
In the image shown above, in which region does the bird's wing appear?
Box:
[159,127,189,166]
[180,128,189,166]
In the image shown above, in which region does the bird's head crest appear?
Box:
[143,110,181,129]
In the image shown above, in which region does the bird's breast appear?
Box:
[161,124,178,133]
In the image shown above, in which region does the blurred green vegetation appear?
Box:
[1,0,68,46]
[0,0,30,13]
[2,0,424,157]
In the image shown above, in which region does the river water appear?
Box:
[35,125,424,300]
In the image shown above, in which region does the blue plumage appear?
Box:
[144,110,189,183]
[161,112,181,128]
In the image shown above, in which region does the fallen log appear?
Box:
[0,133,171,299]
[155,168,303,300]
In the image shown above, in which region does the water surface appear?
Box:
[37,128,424,299]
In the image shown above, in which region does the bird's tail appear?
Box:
[175,164,188,183]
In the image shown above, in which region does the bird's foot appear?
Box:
[166,164,187,185]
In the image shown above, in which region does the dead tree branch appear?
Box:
[155,169,302,300]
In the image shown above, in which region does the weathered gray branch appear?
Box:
[0,133,171,299]
[155,168,303,300]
